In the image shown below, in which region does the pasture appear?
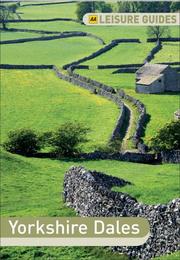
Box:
[0,37,100,66]
[1,69,119,151]
[0,31,43,41]
[153,42,179,63]
[20,2,77,19]
[83,43,155,66]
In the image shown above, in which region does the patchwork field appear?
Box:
[7,21,179,43]
[0,1,179,260]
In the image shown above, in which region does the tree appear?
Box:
[147,26,170,41]
[49,122,90,156]
[116,2,139,12]
[149,121,180,152]
[0,6,10,29]
[116,2,170,13]
[3,129,41,156]
[76,2,94,21]
[138,2,170,12]
[95,2,112,13]
[170,2,180,12]
[76,1,112,21]
[0,3,19,29]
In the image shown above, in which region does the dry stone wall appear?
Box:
[63,41,119,69]
[53,66,126,142]
[1,28,60,35]
[70,65,89,71]
[2,17,80,23]
[147,37,180,42]
[144,41,162,63]
[98,64,143,69]
[0,64,53,69]
[78,151,156,163]
[116,89,148,149]
[21,1,75,7]
[63,39,140,69]
[0,28,104,45]
[161,150,180,163]
[58,67,149,150]
[0,32,88,45]
[96,62,180,72]
[64,166,180,260]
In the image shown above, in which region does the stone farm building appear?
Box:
[136,64,179,94]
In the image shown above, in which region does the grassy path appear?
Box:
[71,68,141,151]
[121,103,134,151]
[122,100,140,150]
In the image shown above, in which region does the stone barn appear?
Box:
[136,64,179,94]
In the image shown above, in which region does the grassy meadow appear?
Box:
[84,43,155,66]
[1,1,179,259]
[19,2,77,19]
[0,31,45,41]
[0,37,101,66]
[1,69,119,151]
[153,42,179,63]
[0,246,127,260]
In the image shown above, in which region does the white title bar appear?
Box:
[83,13,180,26]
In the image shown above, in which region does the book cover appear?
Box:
[0,1,179,259]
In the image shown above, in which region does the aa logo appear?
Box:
[88,15,98,24]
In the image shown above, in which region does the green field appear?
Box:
[1,69,119,151]
[20,2,77,19]
[0,37,100,66]
[1,1,179,259]
[84,43,155,66]
[76,69,179,144]
[153,42,180,63]
[0,31,44,41]
[1,150,179,217]
[0,245,127,260]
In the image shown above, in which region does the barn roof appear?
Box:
[137,74,163,85]
[136,63,169,76]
